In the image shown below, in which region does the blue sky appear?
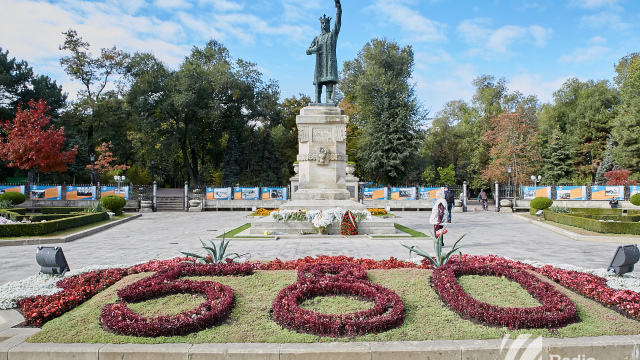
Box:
[2,0,639,114]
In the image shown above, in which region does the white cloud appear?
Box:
[558,45,610,64]
[199,0,244,11]
[580,12,632,31]
[570,0,621,9]
[509,72,570,104]
[367,0,447,43]
[590,35,608,44]
[457,19,552,58]
[155,0,192,10]
[414,62,477,113]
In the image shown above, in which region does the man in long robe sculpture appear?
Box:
[307,0,341,104]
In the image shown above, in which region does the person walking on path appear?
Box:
[430,190,448,246]
[479,189,488,210]
[444,186,454,223]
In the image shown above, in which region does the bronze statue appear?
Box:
[307,0,341,104]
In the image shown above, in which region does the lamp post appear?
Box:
[151,160,155,184]
[90,154,95,185]
[114,175,126,196]
[507,166,512,199]
[530,174,541,189]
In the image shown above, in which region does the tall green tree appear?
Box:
[339,38,426,185]
[539,127,575,184]
[612,53,640,178]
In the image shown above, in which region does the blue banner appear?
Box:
[261,187,287,200]
[363,187,388,201]
[0,185,25,195]
[555,186,586,200]
[233,187,259,200]
[66,186,96,200]
[522,186,551,200]
[390,187,416,200]
[206,187,232,200]
[418,187,441,200]
[100,186,129,200]
[30,185,62,200]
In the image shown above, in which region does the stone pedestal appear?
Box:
[188,199,203,212]
[282,105,364,210]
[452,199,463,213]
[140,200,153,213]
[499,199,513,213]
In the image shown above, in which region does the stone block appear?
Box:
[0,328,40,360]
[189,343,279,360]
[458,338,549,360]
[0,310,24,332]
[99,343,191,360]
[8,342,104,360]
[545,336,635,360]
[280,342,370,360]
[371,340,461,360]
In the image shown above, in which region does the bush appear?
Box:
[0,212,109,237]
[0,200,13,209]
[0,192,27,205]
[530,197,553,210]
[549,206,571,213]
[631,193,640,206]
[99,195,126,215]
[41,207,87,214]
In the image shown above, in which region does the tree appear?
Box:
[482,109,540,184]
[255,131,283,185]
[222,133,242,186]
[59,30,129,155]
[85,141,130,181]
[0,47,67,121]
[595,136,617,185]
[539,127,575,184]
[604,170,638,185]
[612,53,640,176]
[339,38,426,185]
[0,100,77,173]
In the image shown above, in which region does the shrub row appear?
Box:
[101,262,253,337]
[544,210,640,235]
[570,208,640,216]
[431,260,578,329]
[41,207,87,214]
[0,212,109,237]
[272,262,405,337]
[0,208,26,221]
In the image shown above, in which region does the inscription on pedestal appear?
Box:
[312,128,332,142]
[298,126,309,143]
[336,127,347,142]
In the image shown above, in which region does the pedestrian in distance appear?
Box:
[479,189,488,211]
[430,189,448,246]
[609,196,619,209]
[444,186,454,223]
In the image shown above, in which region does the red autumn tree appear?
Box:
[0,99,77,172]
[86,141,129,175]
[605,169,638,185]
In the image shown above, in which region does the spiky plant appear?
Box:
[181,232,249,264]
[402,232,466,268]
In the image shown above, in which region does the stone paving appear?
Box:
[1,202,638,285]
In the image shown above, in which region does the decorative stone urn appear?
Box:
[452,199,463,213]
[293,163,299,175]
[140,200,153,213]
[499,199,513,213]
[188,199,202,212]
[346,163,355,176]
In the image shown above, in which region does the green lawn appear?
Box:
[27,269,640,344]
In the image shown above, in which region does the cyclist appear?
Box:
[479,189,488,210]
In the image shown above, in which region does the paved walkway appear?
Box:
[1,205,637,285]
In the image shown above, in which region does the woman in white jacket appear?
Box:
[430,189,448,245]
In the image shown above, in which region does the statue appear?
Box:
[307,0,341,104]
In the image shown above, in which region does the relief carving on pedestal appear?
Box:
[298,126,309,143]
[317,147,329,165]
[336,126,347,142]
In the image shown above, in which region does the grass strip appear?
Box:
[27,269,640,344]
[0,214,131,240]
[218,223,251,238]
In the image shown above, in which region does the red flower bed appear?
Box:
[259,255,425,270]
[272,262,404,337]
[101,262,253,337]
[432,259,578,329]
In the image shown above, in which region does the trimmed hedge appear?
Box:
[29,214,78,222]
[631,193,640,206]
[0,208,27,222]
[41,207,87,214]
[99,196,126,216]
[0,192,27,205]
[0,212,109,237]
[544,210,640,235]
[530,197,553,210]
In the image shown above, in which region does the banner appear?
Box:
[0,185,25,195]
[100,186,129,200]
[556,186,586,201]
[418,187,442,200]
[390,187,416,200]
[66,186,96,200]
[591,186,624,200]
[206,187,232,200]
[522,186,551,200]
[261,187,287,200]
[631,186,640,197]
[363,187,388,201]
[233,187,259,200]
[30,185,62,200]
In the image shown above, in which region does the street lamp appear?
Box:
[507,166,512,199]
[114,175,126,196]
[90,154,95,185]
[151,160,155,184]
[530,175,542,188]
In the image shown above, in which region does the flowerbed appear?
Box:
[101,262,253,337]
[272,263,404,337]
[251,208,278,216]
[432,259,578,329]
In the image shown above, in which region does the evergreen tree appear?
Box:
[222,134,242,186]
[540,127,575,184]
[595,136,617,185]
[612,53,640,176]
[339,38,426,185]
[256,131,283,186]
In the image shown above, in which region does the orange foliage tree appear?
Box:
[481,110,540,184]
[86,141,130,177]
[605,170,638,185]
[0,100,77,173]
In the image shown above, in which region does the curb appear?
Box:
[0,214,142,247]
[513,214,640,244]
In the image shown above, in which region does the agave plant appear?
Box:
[181,232,249,264]
[402,232,466,268]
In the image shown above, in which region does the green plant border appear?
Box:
[217,223,252,238]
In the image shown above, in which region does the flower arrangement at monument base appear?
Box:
[339,210,358,235]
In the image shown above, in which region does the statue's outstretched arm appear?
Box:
[333,0,341,34]
[306,38,321,55]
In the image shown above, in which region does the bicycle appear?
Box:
[482,199,488,211]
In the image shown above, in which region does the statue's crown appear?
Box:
[319,14,331,24]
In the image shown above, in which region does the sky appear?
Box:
[1,0,639,115]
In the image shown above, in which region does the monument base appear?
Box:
[293,188,351,201]
[249,215,396,235]
[279,199,366,211]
